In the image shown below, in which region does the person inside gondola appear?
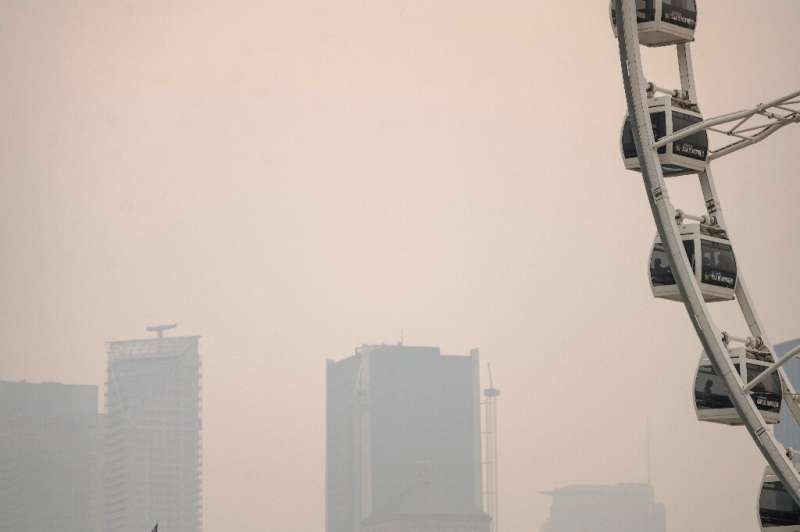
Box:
[703,378,714,406]
[652,257,670,284]
[703,249,713,268]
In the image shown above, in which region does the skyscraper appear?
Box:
[326,344,490,532]
[773,339,800,450]
[541,483,666,532]
[104,326,202,532]
[0,380,101,532]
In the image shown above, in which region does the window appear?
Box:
[760,481,800,526]
[622,118,638,159]
[614,0,656,25]
[638,0,656,22]
[663,0,696,8]
[694,364,734,410]
[662,0,697,29]
[671,112,708,161]
[650,243,672,286]
[652,111,668,155]
[622,110,668,160]
[747,364,782,414]
[700,240,737,289]
[650,240,695,287]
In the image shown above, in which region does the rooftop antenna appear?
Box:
[398,329,404,346]
[146,323,177,339]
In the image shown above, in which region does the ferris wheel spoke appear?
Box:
[649,90,800,159]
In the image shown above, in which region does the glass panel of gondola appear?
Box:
[760,481,800,527]
[672,112,708,161]
[694,363,735,411]
[622,119,638,160]
[700,240,737,289]
[650,240,695,287]
[651,111,668,154]
[611,0,655,26]
[622,111,667,159]
[650,244,673,286]
[747,364,782,414]
[661,0,697,29]
[638,0,656,22]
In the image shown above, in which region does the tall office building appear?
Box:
[0,380,101,532]
[104,327,202,532]
[326,344,491,532]
[773,339,800,450]
[541,483,666,532]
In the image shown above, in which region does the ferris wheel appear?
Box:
[610,1,800,529]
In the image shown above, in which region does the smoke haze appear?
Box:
[1,1,799,531]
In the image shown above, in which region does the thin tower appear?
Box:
[646,418,652,485]
[482,364,500,532]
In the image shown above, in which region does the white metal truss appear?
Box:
[651,89,800,161]
[613,0,800,513]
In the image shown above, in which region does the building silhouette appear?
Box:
[773,339,800,450]
[542,484,666,532]
[541,483,665,532]
[0,380,101,532]
[326,344,491,532]
[104,328,202,532]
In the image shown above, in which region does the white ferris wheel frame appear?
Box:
[613,0,800,507]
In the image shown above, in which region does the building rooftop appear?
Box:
[107,335,200,361]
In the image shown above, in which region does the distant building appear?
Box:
[326,344,491,532]
[0,380,101,532]
[104,329,202,532]
[541,483,666,532]
[774,339,800,450]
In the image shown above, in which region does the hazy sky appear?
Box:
[2,2,799,531]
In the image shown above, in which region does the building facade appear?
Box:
[541,483,665,532]
[326,344,490,532]
[0,381,101,532]
[774,339,800,450]
[104,333,202,532]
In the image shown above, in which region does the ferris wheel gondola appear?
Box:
[760,457,800,531]
[694,346,782,426]
[611,0,697,47]
[649,223,737,302]
[622,96,709,176]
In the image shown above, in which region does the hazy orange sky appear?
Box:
[1,2,799,531]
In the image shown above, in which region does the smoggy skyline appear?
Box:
[2,2,799,531]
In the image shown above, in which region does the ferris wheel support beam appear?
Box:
[677,43,698,103]
[650,89,800,157]
[613,0,800,507]
[743,346,800,393]
[674,209,708,224]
